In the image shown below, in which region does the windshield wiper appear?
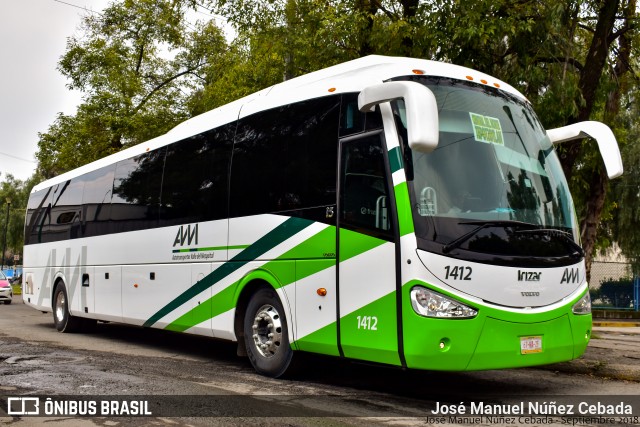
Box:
[515,228,585,257]
[442,220,538,253]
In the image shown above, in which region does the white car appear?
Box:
[0,271,13,305]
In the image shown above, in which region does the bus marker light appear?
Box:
[412,69,425,75]
[494,83,500,88]
[328,87,336,92]
[317,288,327,296]
[134,283,138,288]
[465,76,473,81]
[480,79,488,84]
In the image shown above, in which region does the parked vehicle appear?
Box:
[0,271,13,305]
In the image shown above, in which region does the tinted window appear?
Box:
[46,178,85,241]
[230,96,340,219]
[111,148,166,233]
[339,93,383,137]
[25,187,53,245]
[340,132,394,241]
[160,125,233,226]
[81,164,116,238]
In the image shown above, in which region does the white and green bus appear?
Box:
[23,55,623,377]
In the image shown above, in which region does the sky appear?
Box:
[0,0,111,181]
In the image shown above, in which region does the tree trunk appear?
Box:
[355,0,379,56]
[399,0,419,52]
[581,169,607,283]
[283,0,296,81]
[560,0,620,182]
[556,0,621,282]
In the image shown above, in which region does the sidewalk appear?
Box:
[592,320,640,329]
[540,321,640,382]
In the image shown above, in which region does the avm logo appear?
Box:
[560,267,580,284]
[173,224,198,247]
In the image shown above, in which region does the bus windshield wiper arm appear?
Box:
[442,220,538,254]
[515,228,585,257]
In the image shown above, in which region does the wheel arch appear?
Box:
[233,268,297,355]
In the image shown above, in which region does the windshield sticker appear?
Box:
[469,113,504,145]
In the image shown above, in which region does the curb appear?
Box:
[592,321,640,327]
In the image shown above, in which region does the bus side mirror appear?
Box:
[546,121,623,179]
[358,81,439,153]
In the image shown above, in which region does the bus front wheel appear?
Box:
[243,288,294,378]
[53,282,82,333]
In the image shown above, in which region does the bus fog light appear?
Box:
[410,286,477,318]
[572,292,591,315]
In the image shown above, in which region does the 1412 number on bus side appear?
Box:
[444,265,472,281]
[357,315,378,330]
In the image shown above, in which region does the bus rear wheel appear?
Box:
[243,288,294,378]
[53,282,82,333]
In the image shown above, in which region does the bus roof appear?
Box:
[33,55,524,193]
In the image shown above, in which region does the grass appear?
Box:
[11,283,21,295]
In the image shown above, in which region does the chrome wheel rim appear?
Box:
[251,304,283,358]
[55,291,66,323]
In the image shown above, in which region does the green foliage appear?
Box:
[611,91,640,274]
[0,173,41,264]
[592,277,635,308]
[36,0,228,178]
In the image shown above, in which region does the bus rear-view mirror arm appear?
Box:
[546,121,624,179]
[358,81,439,153]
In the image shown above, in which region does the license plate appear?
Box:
[520,336,542,354]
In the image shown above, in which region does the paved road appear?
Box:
[1,296,639,426]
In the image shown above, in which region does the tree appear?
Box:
[0,174,41,265]
[36,0,228,178]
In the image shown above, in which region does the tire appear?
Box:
[4,300,11,305]
[244,288,295,378]
[52,282,82,332]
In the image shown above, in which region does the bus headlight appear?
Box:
[410,286,478,318]
[572,292,591,315]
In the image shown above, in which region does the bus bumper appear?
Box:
[402,287,592,371]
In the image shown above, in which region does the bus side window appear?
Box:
[81,164,116,238]
[111,148,165,233]
[25,187,53,245]
[340,133,393,240]
[160,124,233,227]
[48,178,84,242]
[230,96,340,221]
[339,93,383,137]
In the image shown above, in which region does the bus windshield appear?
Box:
[392,76,580,267]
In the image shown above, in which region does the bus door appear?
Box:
[338,130,401,366]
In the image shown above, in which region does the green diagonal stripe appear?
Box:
[166,227,386,333]
[143,217,314,327]
[165,226,336,332]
